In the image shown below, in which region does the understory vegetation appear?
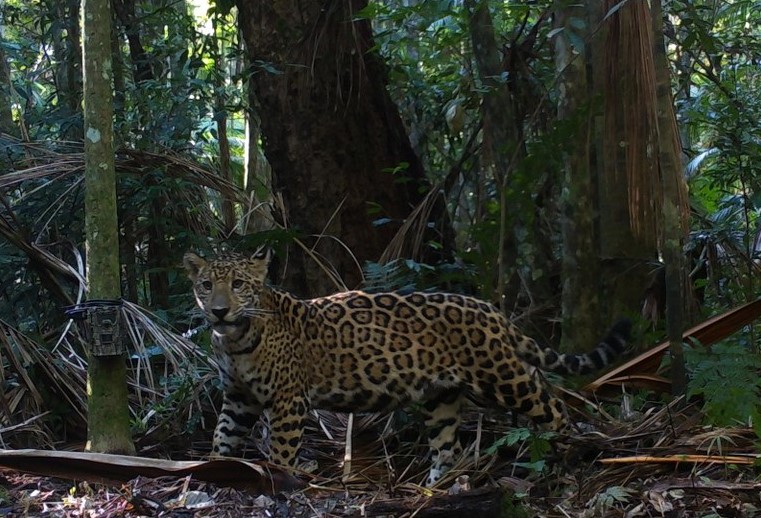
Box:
[1,0,761,506]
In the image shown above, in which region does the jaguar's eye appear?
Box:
[232,279,244,290]
[201,280,212,290]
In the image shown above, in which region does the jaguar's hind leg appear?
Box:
[476,366,568,431]
[423,388,465,486]
[515,375,568,431]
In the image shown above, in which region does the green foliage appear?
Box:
[685,339,761,435]
[0,0,250,326]
[584,486,637,515]
[500,492,532,518]
[486,427,554,474]
[671,0,761,308]
[133,371,210,437]
[3,0,761,455]
[362,258,478,294]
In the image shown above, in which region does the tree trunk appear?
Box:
[463,0,520,306]
[112,0,170,308]
[82,0,134,455]
[235,0,445,295]
[0,29,15,136]
[553,1,600,351]
[239,25,274,236]
[213,14,236,235]
[146,196,170,308]
[651,0,689,396]
[595,1,661,321]
[464,0,554,319]
[216,107,235,233]
[53,0,83,141]
[243,101,274,235]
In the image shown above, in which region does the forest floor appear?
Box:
[1,399,760,517]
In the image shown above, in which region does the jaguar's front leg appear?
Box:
[267,394,308,470]
[211,391,262,457]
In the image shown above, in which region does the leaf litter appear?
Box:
[2,265,761,515]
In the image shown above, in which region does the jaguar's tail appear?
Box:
[514,318,632,375]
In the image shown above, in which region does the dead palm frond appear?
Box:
[602,0,689,245]
[587,298,761,395]
[119,301,216,423]
[0,413,53,450]
[0,296,220,451]
[379,183,447,264]
[1,146,249,239]
[0,208,84,298]
[0,319,87,444]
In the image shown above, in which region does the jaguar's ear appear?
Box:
[183,252,206,280]
[251,246,272,264]
[249,246,273,282]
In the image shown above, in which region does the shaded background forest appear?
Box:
[2,0,760,462]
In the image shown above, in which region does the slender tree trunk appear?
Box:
[0,29,15,136]
[146,197,169,308]
[121,218,139,303]
[82,0,134,455]
[53,0,83,140]
[213,14,235,234]
[464,0,520,306]
[243,103,274,234]
[553,0,600,351]
[239,24,274,235]
[113,0,169,307]
[217,108,235,233]
[464,0,554,317]
[236,0,448,295]
[652,0,688,396]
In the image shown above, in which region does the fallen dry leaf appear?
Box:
[0,449,304,494]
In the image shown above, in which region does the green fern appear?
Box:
[362,259,422,293]
[486,428,554,474]
[362,259,477,294]
[685,339,761,436]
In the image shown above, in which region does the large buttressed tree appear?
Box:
[235,0,443,295]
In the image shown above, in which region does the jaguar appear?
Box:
[184,249,630,486]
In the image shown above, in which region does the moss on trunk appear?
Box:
[82,0,134,455]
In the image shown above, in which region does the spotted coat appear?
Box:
[184,251,631,485]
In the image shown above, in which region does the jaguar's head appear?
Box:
[183,248,271,336]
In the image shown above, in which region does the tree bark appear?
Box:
[235,0,445,295]
[112,0,170,308]
[595,0,661,321]
[213,14,236,235]
[553,1,600,351]
[0,29,15,136]
[53,0,83,141]
[651,0,688,396]
[82,0,134,455]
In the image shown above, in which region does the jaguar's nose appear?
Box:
[212,307,230,320]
